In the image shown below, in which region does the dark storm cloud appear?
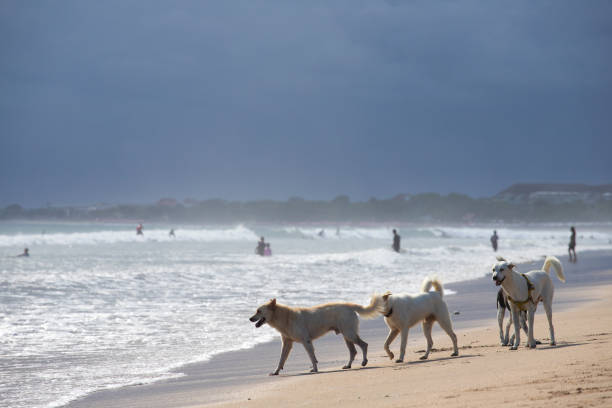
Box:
[1,1,610,206]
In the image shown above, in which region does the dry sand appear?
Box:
[68,252,612,408]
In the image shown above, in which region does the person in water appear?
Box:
[136,224,144,236]
[256,237,265,256]
[264,243,272,256]
[569,226,577,263]
[169,229,175,238]
[392,229,401,253]
[318,229,325,237]
[490,230,499,252]
[17,248,29,257]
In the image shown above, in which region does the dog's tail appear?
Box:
[422,277,444,297]
[351,296,384,319]
[542,256,565,283]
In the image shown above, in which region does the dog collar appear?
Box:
[384,308,393,318]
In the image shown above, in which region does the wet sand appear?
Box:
[68,251,612,408]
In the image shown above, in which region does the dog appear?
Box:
[492,256,565,350]
[497,288,535,346]
[249,297,381,375]
[372,277,459,363]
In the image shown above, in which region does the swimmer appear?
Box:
[256,237,265,256]
[264,243,272,256]
[136,224,144,236]
[17,248,29,257]
[169,229,175,238]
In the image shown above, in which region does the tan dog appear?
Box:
[249,298,380,375]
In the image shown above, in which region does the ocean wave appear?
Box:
[0,225,259,247]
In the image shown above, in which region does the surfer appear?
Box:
[392,229,401,253]
[17,248,29,257]
[490,230,499,252]
[136,224,144,236]
[169,229,175,238]
[256,237,265,256]
[318,229,325,237]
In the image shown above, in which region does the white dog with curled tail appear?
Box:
[492,256,565,350]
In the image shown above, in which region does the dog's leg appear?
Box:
[384,328,399,360]
[498,306,506,345]
[527,308,536,348]
[354,336,369,367]
[505,312,513,346]
[342,338,357,369]
[543,300,556,346]
[270,337,293,376]
[520,310,529,335]
[436,314,459,357]
[421,319,434,360]
[396,328,409,363]
[510,308,521,350]
[302,340,318,373]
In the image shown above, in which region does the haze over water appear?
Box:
[1,222,611,408]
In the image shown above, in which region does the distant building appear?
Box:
[495,184,612,204]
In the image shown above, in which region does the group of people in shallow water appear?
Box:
[14,225,578,260]
[256,237,272,256]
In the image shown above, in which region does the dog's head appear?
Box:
[249,298,276,328]
[492,256,515,286]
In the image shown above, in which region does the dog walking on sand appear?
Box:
[373,277,459,363]
[492,256,565,350]
[249,297,381,375]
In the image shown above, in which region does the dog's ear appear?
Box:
[382,291,392,301]
[269,298,277,309]
[496,256,506,262]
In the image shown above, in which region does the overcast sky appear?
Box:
[1,1,611,207]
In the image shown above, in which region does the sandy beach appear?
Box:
[68,251,612,408]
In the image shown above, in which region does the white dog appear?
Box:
[249,297,381,375]
[373,277,459,363]
[492,256,565,350]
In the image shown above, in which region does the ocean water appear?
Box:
[1,221,611,408]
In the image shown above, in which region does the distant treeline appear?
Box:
[2,193,612,223]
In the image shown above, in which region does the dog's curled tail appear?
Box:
[352,296,383,319]
[542,256,565,283]
[421,277,444,297]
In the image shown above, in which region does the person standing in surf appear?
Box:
[392,229,401,253]
[569,226,577,263]
[490,230,499,252]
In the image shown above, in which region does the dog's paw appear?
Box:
[550,341,556,346]
[342,364,351,370]
[269,371,279,376]
[510,346,518,350]
[310,368,318,373]
[361,359,368,367]
[386,351,394,360]
[395,359,403,363]
[450,351,458,357]
[419,355,428,360]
